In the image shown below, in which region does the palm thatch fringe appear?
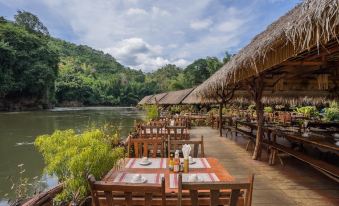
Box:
[195,0,339,98]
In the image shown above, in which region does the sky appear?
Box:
[0,0,301,72]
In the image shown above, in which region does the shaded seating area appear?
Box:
[137,0,339,184]
[128,118,200,158]
[95,157,254,206]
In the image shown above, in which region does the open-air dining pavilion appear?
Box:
[24,0,339,206]
[133,0,339,205]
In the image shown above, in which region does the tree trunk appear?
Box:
[252,100,264,160]
[246,76,264,160]
[219,103,223,137]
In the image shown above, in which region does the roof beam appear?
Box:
[306,46,339,60]
[281,61,323,66]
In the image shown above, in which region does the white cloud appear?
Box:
[217,19,246,33]
[104,38,187,72]
[168,44,178,48]
[126,8,147,16]
[172,59,190,68]
[151,6,170,17]
[0,0,300,71]
[190,19,212,30]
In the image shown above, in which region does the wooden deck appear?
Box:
[190,127,339,206]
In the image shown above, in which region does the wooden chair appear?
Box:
[128,138,165,158]
[88,175,166,206]
[166,126,189,140]
[138,125,165,139]
[178,174,254,206]
[167,136,204,158]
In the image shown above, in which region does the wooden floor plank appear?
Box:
[190,127,339,206]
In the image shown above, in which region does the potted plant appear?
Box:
[295,106,319,119]
[323,101,339,122]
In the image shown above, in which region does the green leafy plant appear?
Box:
[247,104,255,111]
[295,106,319,118]
[144,105,159,121]
[35,128,125,205]
[323,101,339,121]
[5,164,45,205]
[169,105,181,114]
[264,106,273,113]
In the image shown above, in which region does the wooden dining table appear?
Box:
[103,158,234,194]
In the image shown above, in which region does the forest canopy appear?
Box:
[0,11,232,111]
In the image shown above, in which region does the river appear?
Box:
[0,107,144,205]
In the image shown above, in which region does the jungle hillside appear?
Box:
[0,11,231,111]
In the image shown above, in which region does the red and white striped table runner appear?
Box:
[125,158,167,169]
[180,158,211,169]
[113,172,165,184]
[169,173,219,188]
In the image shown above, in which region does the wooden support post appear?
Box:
[254,99,264,160]
[246,75,264,160]
[219,103,223,137]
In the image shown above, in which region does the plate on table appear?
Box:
[139,160,152,166]
[131,176,147,183]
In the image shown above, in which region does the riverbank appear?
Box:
[0,107,144,205]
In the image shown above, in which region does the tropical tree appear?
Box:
[14,10,49,35]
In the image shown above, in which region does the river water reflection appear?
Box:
[0,107,144,205]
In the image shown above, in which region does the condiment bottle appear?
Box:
[180,161,185,172]
[183,158,189,173]
[175,150,179,159]
[169,153,174,171]
[173,150,180,173]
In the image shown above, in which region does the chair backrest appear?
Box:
[172,117,188,127]
[138,125,165,139]
[128,138,165,158]
[167,136,204,158]
[166,126,189,140]
[88,175,166,206]
[178,174,254,206]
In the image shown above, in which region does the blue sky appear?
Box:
[0,0,301,72]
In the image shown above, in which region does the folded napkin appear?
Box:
[182,144,191,159]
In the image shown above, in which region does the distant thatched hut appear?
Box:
[158,88,195,105]
[137,95,154,105]
[147,93,168,105]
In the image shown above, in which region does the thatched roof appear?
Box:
[138,95,153,105]
[196,0,339,98]
[182,90,217,105]
[147,92,168,104]
[158,88,195,105]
